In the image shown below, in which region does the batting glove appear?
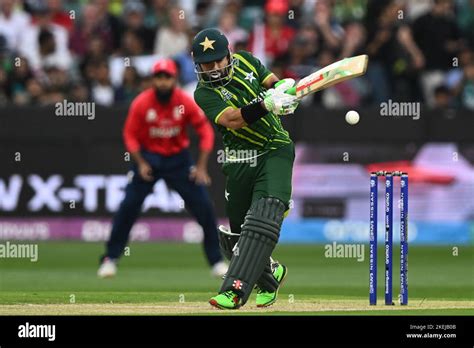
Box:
[274,78,296,94]
[263,87,299,116]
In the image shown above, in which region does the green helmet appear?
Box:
[192,28,229,63]
[191,28,235,87]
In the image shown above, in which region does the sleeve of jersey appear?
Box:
[123,98,142,153]
[185,95,215,152]
[236,51,274,85]
[194,88,233,125]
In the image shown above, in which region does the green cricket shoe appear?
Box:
[256,263,288,308]
[209,290,242,310]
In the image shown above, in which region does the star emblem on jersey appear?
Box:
[199,36,215,52]
[244,71,256,83]
[233,280,243,290]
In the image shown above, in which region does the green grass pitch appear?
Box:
[0,242,472,315]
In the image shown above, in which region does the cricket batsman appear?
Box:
[192,28,300,309]
[98,58,228,279]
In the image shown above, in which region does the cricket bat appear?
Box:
[287,55,369,99]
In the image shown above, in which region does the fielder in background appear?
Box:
[192,28,300,309]
[98,59,227,279]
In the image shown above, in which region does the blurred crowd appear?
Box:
[0,0,473,109]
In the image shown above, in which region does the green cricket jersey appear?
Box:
[194,51,292,152]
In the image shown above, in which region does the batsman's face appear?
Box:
[153,73,176,91]
[200,56,229,79]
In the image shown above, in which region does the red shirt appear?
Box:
[52,12,74,33]
[248,25,295,60]
[123,88,214,156]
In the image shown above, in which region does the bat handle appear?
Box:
[286,86,297,96]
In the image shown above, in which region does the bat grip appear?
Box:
[286,86,297,96]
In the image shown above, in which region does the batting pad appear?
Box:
[220,197,285,304]
[255,262,279,292]
[219,226,279,292]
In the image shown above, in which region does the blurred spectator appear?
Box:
[139,74,153,91]
[154,6,188,57]
[238,0,265,31]
[6,56,32,105]
[121,1,155,53]
[413,0,462,60]
[218,11,247,51]
[89,60,116,106]
[457,0,474,49]
[445,47,473,88]
[18,5,72,72]
[306,0,365,61]
[115,65,141,103]
[333,0,367,24]
[339,21,365,60]
[0,68,7,104]
[174,29,198,89]
[365,0,424,103]
[445,47,474,109]
[70,3,112,57]
[405,0,433,20]
[452,58,474,110]
[0,0,471,109]
[393,24,425,101]
[285,36,316,80]
[149,0,170,27]
[70,82,90,102]
[47,0,74,33]
[312,0,344,52]
[41,86,66,105]
[433,85,452,108]
[365,0,399,103]
[0,0,31,52]
[412,0,462,105]
[45,66,69,92]
[0,34,10,104]
[25,77,44,104]
[269,56,285,79]
[248,0,295,64]
[82,59,101,87]
[234,39,248,52]
[213,0,244,29]
[193,0,217,29]
[95,0,122,52]
[78,36,108,81]
[108,0,125,16]
[120,29,145,56]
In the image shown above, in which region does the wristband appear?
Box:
[241,102,268,124]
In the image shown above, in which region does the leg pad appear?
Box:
[220,197,285,303]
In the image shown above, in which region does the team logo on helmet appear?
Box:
[200,36,216,52]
